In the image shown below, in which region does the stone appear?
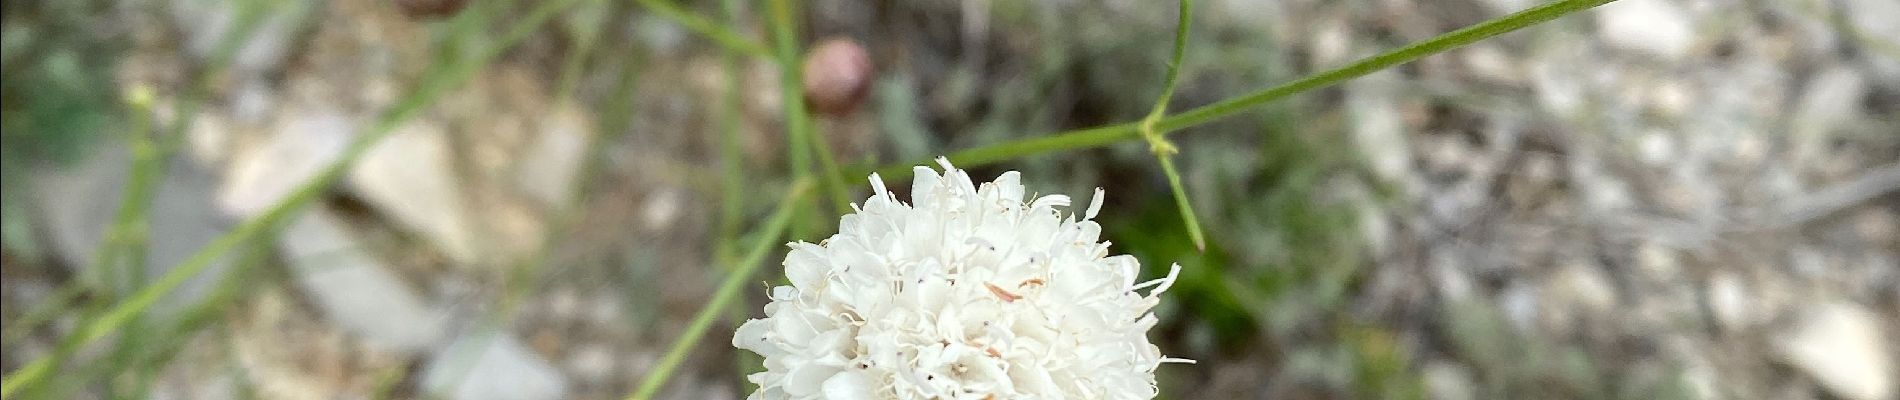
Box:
[277,209,447,354]
[1843,0,1900,84]
[1422,361,1476,400]
[1549,261,1617,316]
[220,109,353,217]
[348,120,482,265]
[1595,0,1696,61]
[1706,273,1751,331]
[1789,65,1866,166]
[1347,72,1416,189]
[515,103,593,209]
[1775,302,1894,400]
[423,329,569,400]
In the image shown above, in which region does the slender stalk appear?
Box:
[870,0,1618,179]
[634,0,772,58]
[765,0,853,214]
[767,0,810,182]
[715,0,766,391]
[91,0,269,302]
[554,0,610,101]
[716,0,747,266]
[1143,0,1192,124]
[0,0,580,394]
[1139,0,1206,251]
[0,282,86,347]
[627,180,812,400]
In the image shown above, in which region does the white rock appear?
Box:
[220,109,353,217]
[1347,72,1416,189]
[516,103,593,209]
[1422,361,1476,400]
[1499,284,1541,332]
[1776,302,1894,400]
[1706,274,1750,330]
[348,121,481,265]
[423,329,569,400]
[1789,65,1867,166]
[641,187,686,233]
[1550,261,1617,315]
[1594,0,1696,61]
[564,343,618,384]
[1843,0,1900,84]
[278,209,447,354]
[1476,0,1537,16]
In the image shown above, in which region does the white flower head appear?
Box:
[735,158,1187,400]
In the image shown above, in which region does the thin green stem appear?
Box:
[634,0,773,58]
[0,281,86,347]
[811,126,855,214]
[767,0,810,181]
[1155,0,1612,132]
[765,0,853,214]
[1140,0,1206,251]
[627,180,812,400]
[1144,0,1192,123]
[716,0,747,266]
[1155,155,1205,250]
[715,0,765,390]
[90,0,270,300]
[553,0,609,101]
[0,0,579,395]
[870,0,1617,179]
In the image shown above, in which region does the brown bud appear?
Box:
[396,0,467,20]
[801,37,873,116]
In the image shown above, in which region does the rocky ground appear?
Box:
[2,0,1895,399]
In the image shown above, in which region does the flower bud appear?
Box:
[801,37,873,116]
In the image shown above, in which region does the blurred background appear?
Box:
[2,0,1897,399]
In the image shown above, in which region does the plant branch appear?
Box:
[868,0,1618,180]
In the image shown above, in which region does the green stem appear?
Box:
[627,180,811,400]
[764,0,852,214]
[716,0,747,266]
[871,0,1617,178]
[1144,0,1192,123]
[0,0,579,395]
[0,281,85,347]
[767,0,810,181]
[715,0,765,391]
[553,0,609,101]
[634,0,772,58]
[1140,0,1206,251]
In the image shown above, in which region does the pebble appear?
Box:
[278,209,447,354]
[423,328,569,400]
[1775,302,1894,400]
[348,121,482,265]
[1595,0,1696,61]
